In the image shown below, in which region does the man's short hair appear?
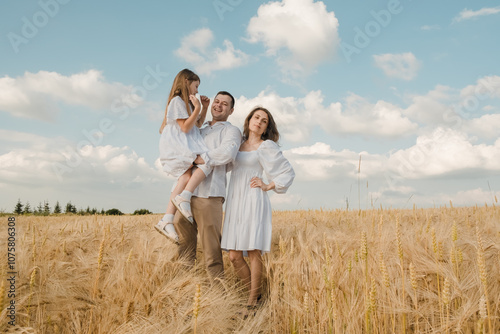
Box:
[216,91,235,109]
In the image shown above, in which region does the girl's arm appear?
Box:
[177,95,201,133]
[197,95,210,128]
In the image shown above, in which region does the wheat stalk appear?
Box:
[442,277,451,333]
[476,226,493,333]
[396,216,406,334]
[410,262,419,333]
[124,301,134,322]
[193,283,201,334]
[0,280,5,313]
[26,267,38,321]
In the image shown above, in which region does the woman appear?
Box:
[221,106,295,312]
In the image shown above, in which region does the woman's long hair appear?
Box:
[159,69,200,134]
[242,106,280,143]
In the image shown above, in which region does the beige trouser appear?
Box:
[175,196,224,280]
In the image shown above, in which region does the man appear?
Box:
[174,91,241,281]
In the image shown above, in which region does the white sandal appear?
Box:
[154,221,179,244]
[172,195,194,224]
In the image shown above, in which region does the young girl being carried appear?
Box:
[155,69,211,244]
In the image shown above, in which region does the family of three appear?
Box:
[154,68,295,311]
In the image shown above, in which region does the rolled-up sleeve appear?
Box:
[258,140,295,194]
[201,126,241,167]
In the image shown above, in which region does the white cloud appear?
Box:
[318,93,418,137]
[175,28,249,75]
[373,52,421,80]
[387,128,500,179]
[233,91,315,142]
[284,142,386,181]
[403,85,456,124]
[269,192,303,208]
[462,114,500,140]
[453,6,500,22]
[402,76,500,136]
[0,130,164,187]
[459,76,500,100]
[0,70,137,121]
[452,188,497,206]
[247,0,339,75]
[282,125,500,183]
[232,90,417,141]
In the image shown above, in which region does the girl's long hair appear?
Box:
[159,69,200,134]
[242,106,280,143]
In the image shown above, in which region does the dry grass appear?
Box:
[1,205,499,333]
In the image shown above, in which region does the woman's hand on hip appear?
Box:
[250,177,270,191]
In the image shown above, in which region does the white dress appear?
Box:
[159,96,209,179]
[221,140,295,255]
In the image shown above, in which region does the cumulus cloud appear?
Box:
[232,90,417,141]
[233,91,315,142]
[403,85,456,124]
[373,52,421,80]
[0,70,138,121]
[387,128,500,179]
[317,93,418,137]
[247,0,339,75]
[453,6,500,22]
[0,130,164,187]
[402,76,500,136]
[463,114,500,139]
[281,125,500,184]
[174,28,249,75]
[284,142,386,181]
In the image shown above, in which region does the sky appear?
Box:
[1,0,499,213]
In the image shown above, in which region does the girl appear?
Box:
[155,69,212,244]
[221,107,295,314]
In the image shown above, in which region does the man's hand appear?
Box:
[194,155,205,165]
[200,95,210,109]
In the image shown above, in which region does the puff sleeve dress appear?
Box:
[159,96,209,179]
[221,140,295,255]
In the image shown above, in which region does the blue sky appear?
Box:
[1,0,499,213]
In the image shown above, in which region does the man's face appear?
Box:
[211,94,233,122]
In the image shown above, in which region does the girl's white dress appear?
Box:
[159,96,209,178]
[221,140,295,255]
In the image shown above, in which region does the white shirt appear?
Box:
[193,120,242,199]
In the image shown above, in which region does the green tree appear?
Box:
[43,201,50,216]
[36,202,43,216]
[14,199,23,215]
[105,208,123,215]
[53,201,61,214]
[133,209,152,215]
[23,201,32,215]
[65,201,76,214]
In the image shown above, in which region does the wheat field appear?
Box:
[1,205,499,333]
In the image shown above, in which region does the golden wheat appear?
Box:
[0,206,499,333]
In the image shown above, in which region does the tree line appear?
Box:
[11,199,153,216]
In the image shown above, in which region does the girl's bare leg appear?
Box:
[184,167,207,193]
[166,169,192,214]
[247,250,263,306]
